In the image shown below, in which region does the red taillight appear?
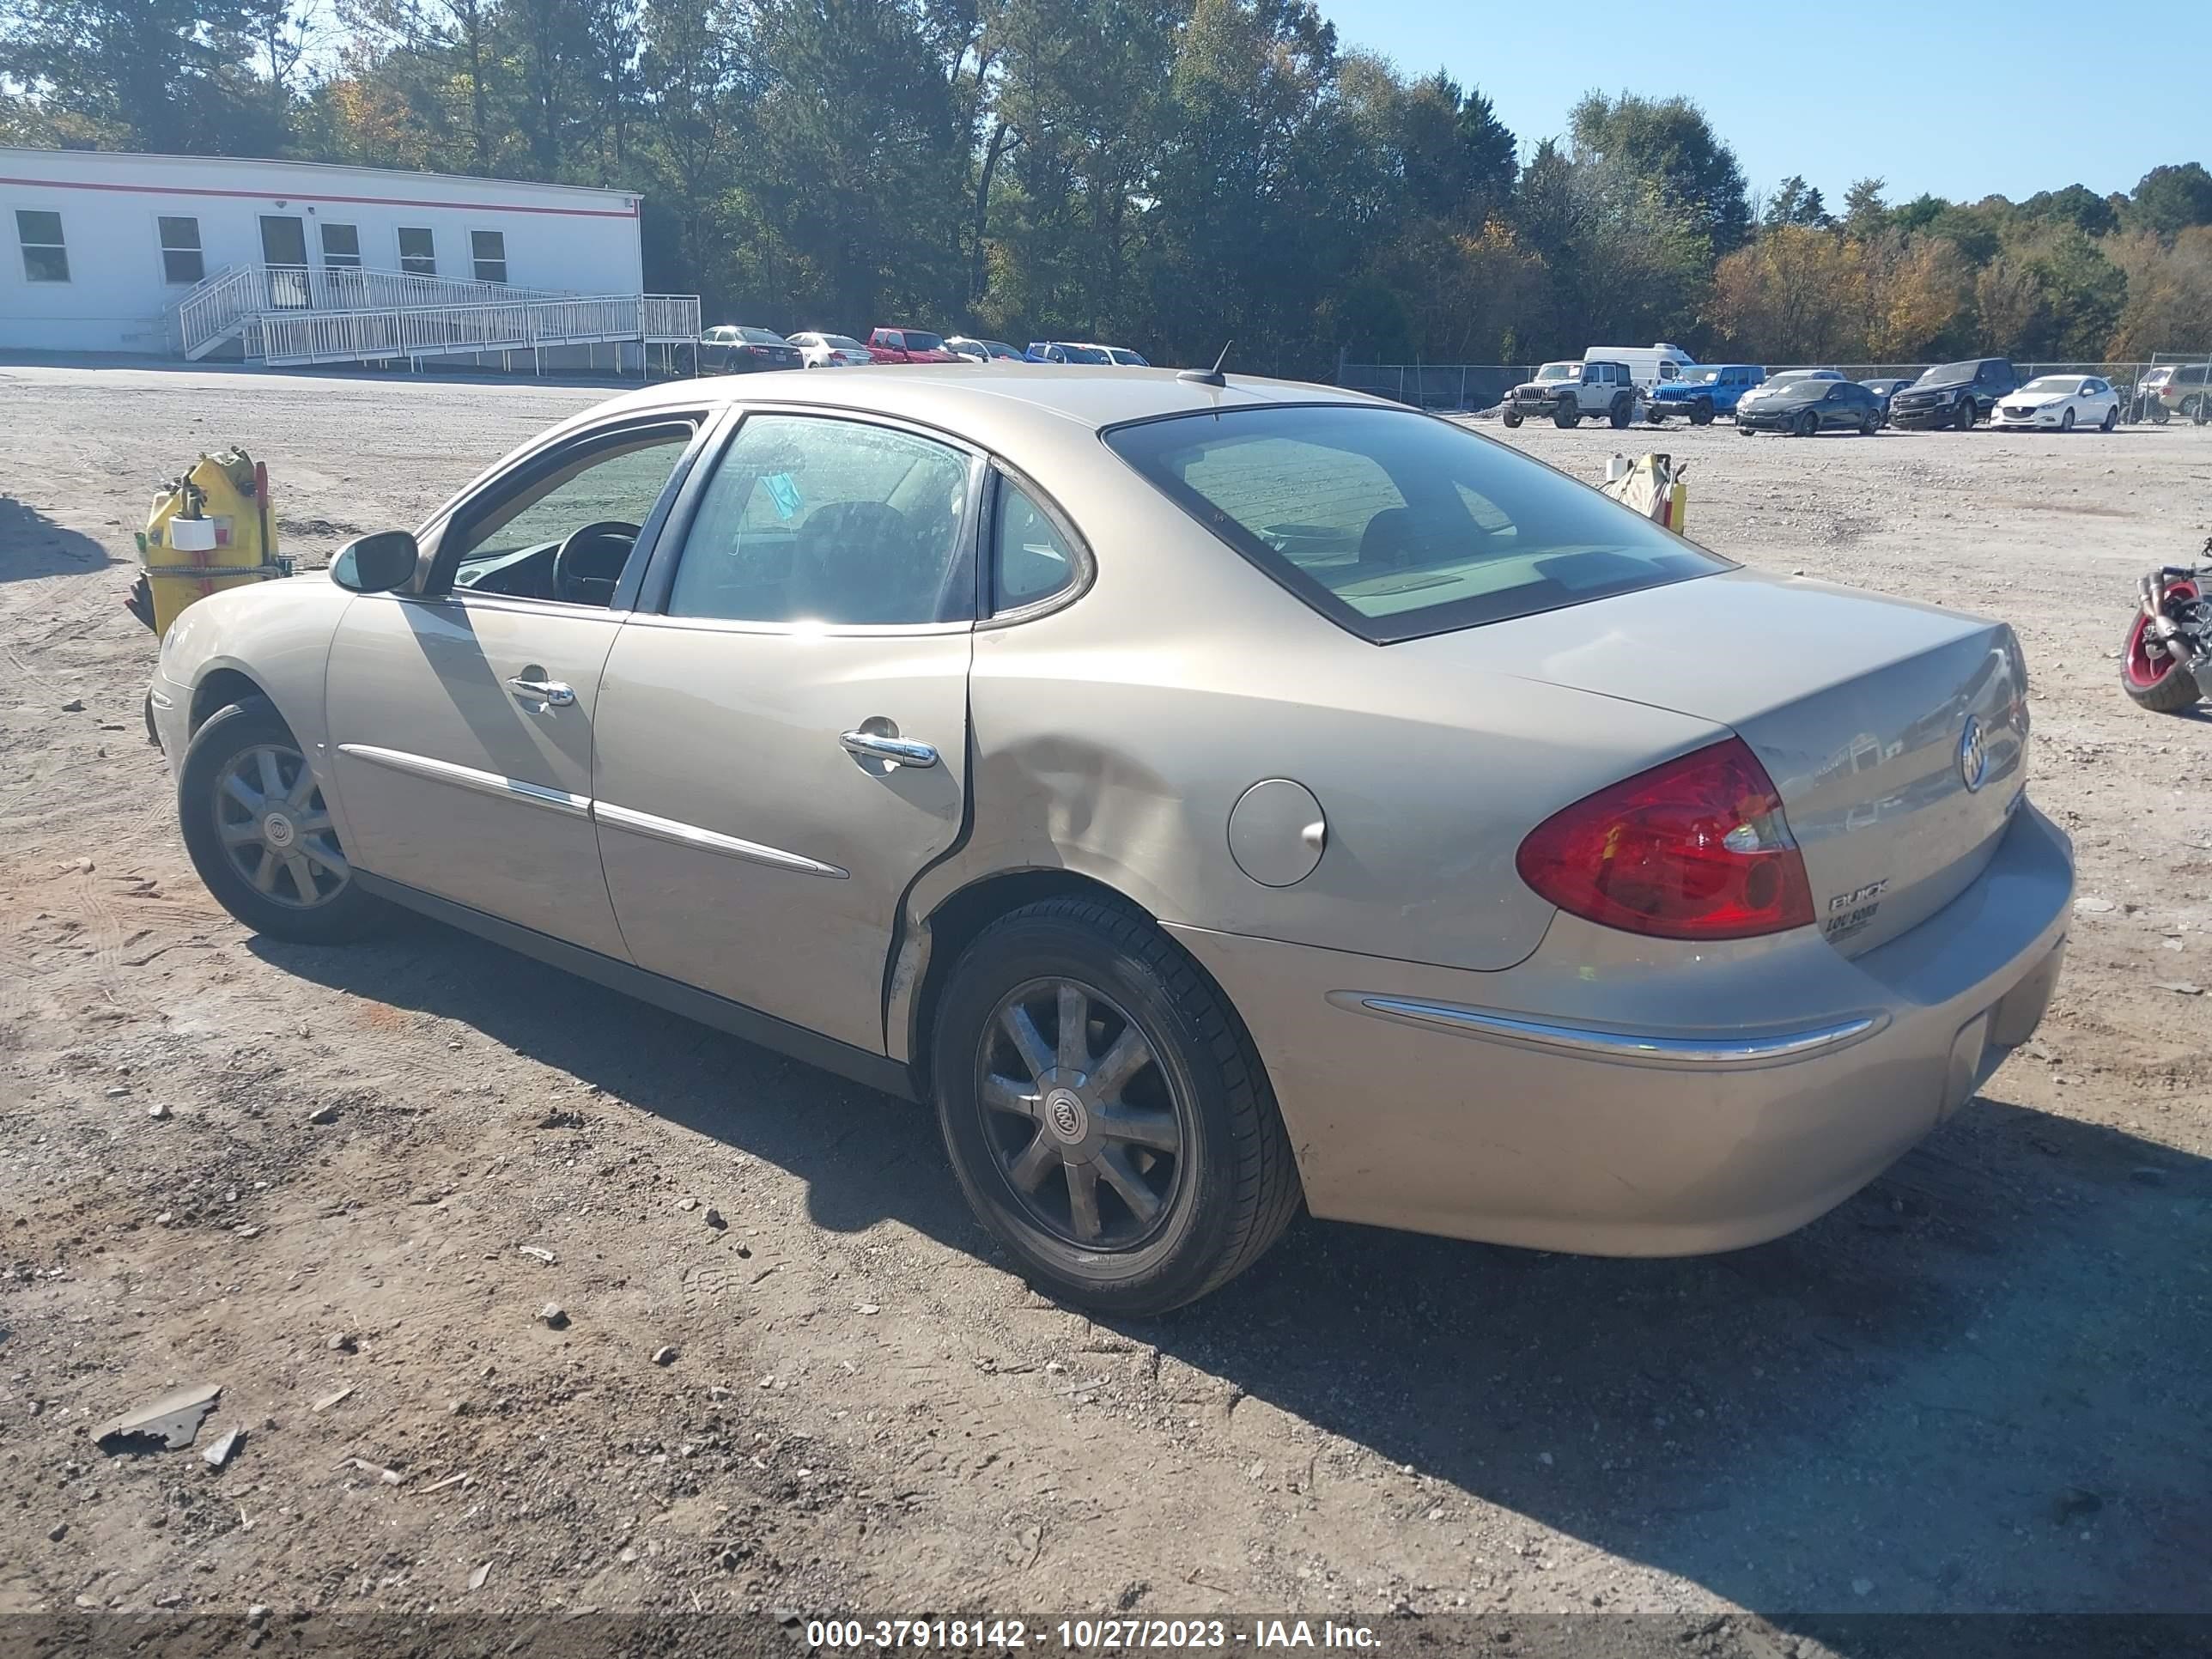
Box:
[1516,737,1815,940]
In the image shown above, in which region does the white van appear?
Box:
[1583,343,1698,392]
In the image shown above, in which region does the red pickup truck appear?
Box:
[867,327,961,365]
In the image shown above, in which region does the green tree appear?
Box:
[1566,89,1749,253]
[2126,163,2212,235]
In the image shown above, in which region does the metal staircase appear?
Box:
[165,264,701,371]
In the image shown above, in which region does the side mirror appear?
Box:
[331,530,420,594]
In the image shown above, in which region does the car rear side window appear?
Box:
[992,477,1079,612]
[668,415,974,627]
[1104,404,1729,644]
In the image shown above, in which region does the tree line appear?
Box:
[6,0,2212,374]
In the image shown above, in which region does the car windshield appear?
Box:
[983,342,1017,356]
[2022,377,2085,394]
[1685,368,1723,384]
[1917,362,1980,386]
[1054,343,1107,363]
[737,327,786,345]
[900,331,946,352]
[1534,364,1576,381]
[1105,405,1729,645]
[1767,370,1832,384]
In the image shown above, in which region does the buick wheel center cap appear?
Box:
[1043,1087,1088,1146]
[262,811,297,849]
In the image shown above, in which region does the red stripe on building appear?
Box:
[0,173,638,218]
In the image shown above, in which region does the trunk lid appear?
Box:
[1410,568,2031,956]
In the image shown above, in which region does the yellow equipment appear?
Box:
[1598,452,1689,535]
[134,449,288,635]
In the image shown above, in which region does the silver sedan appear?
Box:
[151,367,2073,1312]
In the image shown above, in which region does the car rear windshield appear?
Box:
[738,327,786,344]
[1917,362,1981,385]
[1104,404,1729,644]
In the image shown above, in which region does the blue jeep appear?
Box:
[1649,364,1765,424]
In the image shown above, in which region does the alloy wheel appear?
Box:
[975,975,1187,1251]
[210,741,350,908]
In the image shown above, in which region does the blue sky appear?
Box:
[1319,1,2212,208]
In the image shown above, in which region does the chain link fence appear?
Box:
[1340,355,2212,424]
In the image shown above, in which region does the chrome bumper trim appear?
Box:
[1328,992,1883,1067]
[336,743,590,818]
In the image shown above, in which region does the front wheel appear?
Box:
[1954,398,1977,431]
[1501,408,1522,428]
[1738,422,1758,437]
[1690,400,1715,426]
[177,697,386,943]
[1795,409,1820,438]
[931,897,1301,1315]
[2148,398,2171,425]
[1554,407,1581,429]
[1645,405,1668,425]
[2061,407,2075,433]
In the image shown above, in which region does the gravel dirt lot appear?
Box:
[3,361,2209,1654]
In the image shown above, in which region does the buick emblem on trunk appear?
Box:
[1959,716,1988,793]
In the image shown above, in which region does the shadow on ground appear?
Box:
[0,496,114,581]
[258,915,2212,1640]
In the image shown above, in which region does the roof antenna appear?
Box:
[1179,340,1232,388]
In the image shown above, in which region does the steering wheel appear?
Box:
[551,520,640,606]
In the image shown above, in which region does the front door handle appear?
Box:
[508,676,575,708]
[840,729,939,769]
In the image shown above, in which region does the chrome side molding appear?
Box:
[1328,992,1883,1067]
[593,800,848,879]
[336,743,591,818]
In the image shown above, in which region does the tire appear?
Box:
[2123,598,2205,713]
[176,696,386,944]
[1501,409,1522,428]
[2148,398,2170,425]
[1954,398,1977,431]
[1738,422,1758,437]
[1608,398,1632,429]
[1554,406,1580,429]
[1689,400,1715,426]
[2061,407,2075,433]
[930,896,1301,1315]
[1645,405,1668,425]
[2101,404,2119,432]
[1859,414,1878,435]
[1794,409,1820,438]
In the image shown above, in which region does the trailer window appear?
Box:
[157,216,204,285]
[398,227,435,276]
[471,229,507,285]
[15,210,67,283]
[321,223,362,270]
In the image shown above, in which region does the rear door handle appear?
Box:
[839,730,939,769]
[508,677,575,708]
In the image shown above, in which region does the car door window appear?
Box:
[992,477,1081,612]
[668,414,974,626]
[445,423,696,605]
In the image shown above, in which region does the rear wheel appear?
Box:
[931,897,1301,1315]
[2148,398,2171,425]
[2101,404,2119,433]
[1858,414,1878,435]
[2124,620,2204,712]
[177,697,385,943]
[1608,398,1632,429]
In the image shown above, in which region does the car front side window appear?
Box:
[667,415,975,627]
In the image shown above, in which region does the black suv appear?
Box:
[1887,358,2021,431]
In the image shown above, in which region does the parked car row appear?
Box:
[698,323,1152,373]
[1501,347,2146,438]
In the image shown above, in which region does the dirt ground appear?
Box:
[2,361,2208,1655]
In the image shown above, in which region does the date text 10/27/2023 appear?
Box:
[804,1618,1382,1650]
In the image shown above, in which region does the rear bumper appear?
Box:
[1168,803,2073,1256]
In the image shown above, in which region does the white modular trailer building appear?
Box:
[0,148,696,368]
